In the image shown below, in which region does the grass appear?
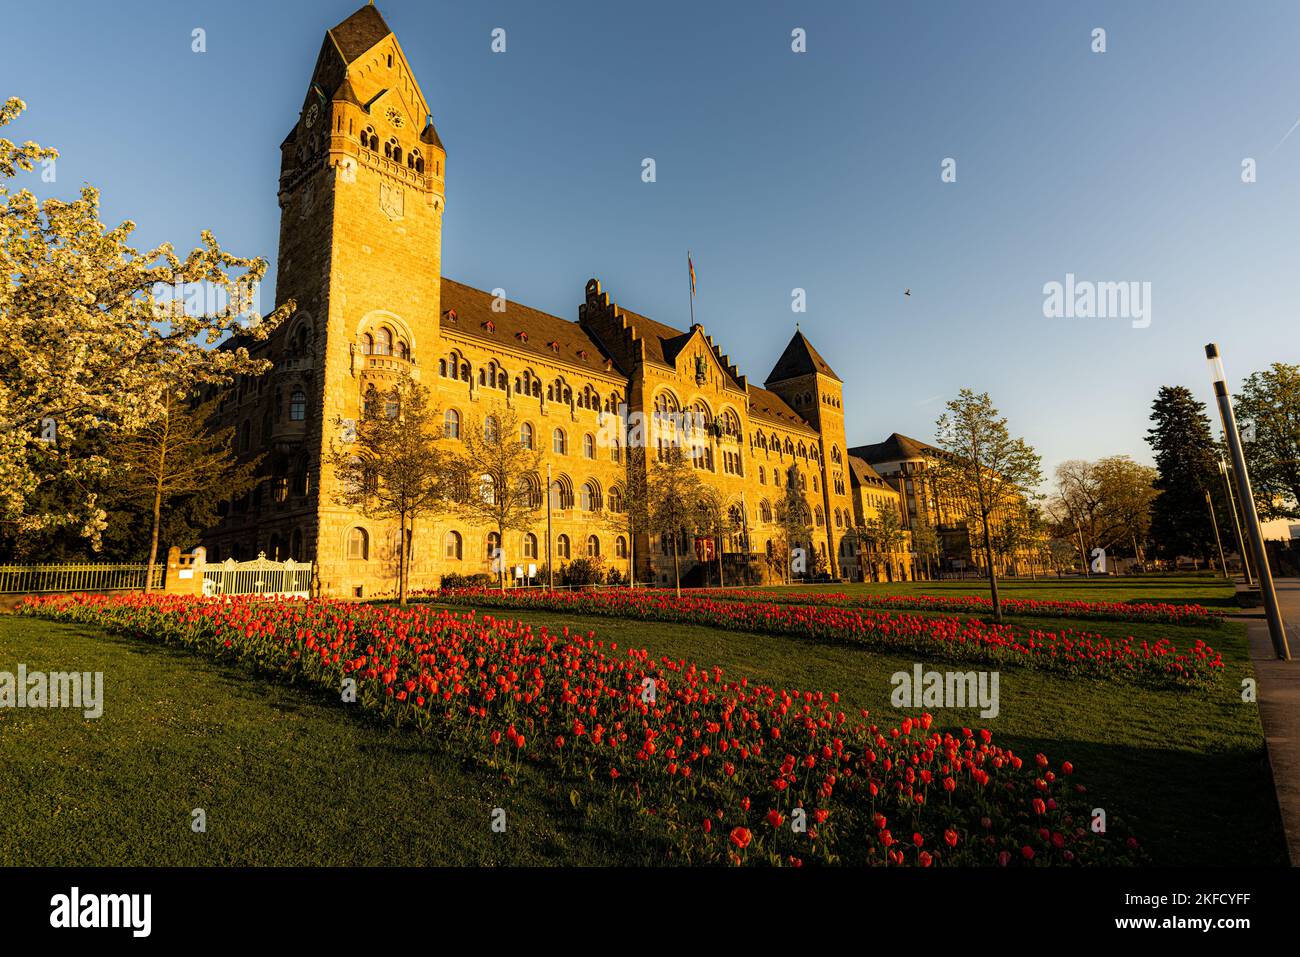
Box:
[415,588,1286,867]
[0,616,673,866]
[739,574,1239,609]
[2,572,1285,866]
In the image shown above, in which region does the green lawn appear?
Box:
[0,616,672,866]
[1,572,1284,867]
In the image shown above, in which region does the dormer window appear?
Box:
[577,349,589,361]
[515,331,528,342]
[481,319,496,333]
[445,309,457,323]
[547,341,560,353]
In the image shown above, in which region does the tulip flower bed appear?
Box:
[19,592,1144,867]
[704,589,1224,626]
[431,588,1223,688]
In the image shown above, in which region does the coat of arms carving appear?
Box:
[379,183,404,220]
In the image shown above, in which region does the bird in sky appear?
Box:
[904,289,911,297]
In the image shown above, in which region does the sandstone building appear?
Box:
[204,5,905,596]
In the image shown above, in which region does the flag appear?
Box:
[688,253,696,298]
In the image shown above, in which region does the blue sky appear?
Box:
[4,0,1298,483]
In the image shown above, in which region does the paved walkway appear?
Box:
[1239,577,1300,866]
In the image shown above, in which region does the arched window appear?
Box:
[523,532,538,559]
[586,535,600,558]
[761,500,773,523]
[478,474,496,505]
[484,415,499,443]
[486,531,500,560]
[444,530,463,560]
[518,474,542,509]
[759,465,766,484]
[608,487,623,513]
[551,475,573,510]
[362,334,374,355]
[580,481,600,512]
[583,433,595,459]
[373,327,392,356]
[347,527,369,560]
[556,534,571,559]
[520,422,534,449]
[290,528,304,562]
[290,390,307,421]
[444,409,460,439]
[362,126,378,151]
[552,428,567,455]
[611,439,621,463]
[616,536,628,559]
[815,506,825,527]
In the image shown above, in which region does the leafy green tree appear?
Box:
[1235,362,1300,520]
[931,389,1043,622]
[1145,386,1220,562]
[1050,456,1156,563]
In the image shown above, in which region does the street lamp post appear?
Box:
[546,462,554,591]
[1219,457,1253,586]
[1204,489,1228,579]
[1205,343,1290,660]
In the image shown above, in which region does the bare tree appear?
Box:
[773,465,814,582]
[113,392,260,591]
[328,375,450,605]
[931,389,1043,623]
[452,407,543,591]
[648,444,704,596]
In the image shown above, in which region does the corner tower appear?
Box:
[274,3,447,594]
[764,330,853,576]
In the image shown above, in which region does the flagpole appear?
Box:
[688,250,695,327]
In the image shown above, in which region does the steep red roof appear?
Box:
[439,279,623,377]
[746,386,815,433]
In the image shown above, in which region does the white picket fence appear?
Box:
[0,562,164,594]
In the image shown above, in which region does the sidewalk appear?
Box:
[1239,577,1300,866]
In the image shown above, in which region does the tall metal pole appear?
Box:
[1219,457,1253,585]
[1204,489,1228,579]
[546,462,554,591]
[1206,343,1290,660]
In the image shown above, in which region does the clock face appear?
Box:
[304,103,319,129]
[385,107,404,129]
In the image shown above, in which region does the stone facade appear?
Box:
[202,5,880,596]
